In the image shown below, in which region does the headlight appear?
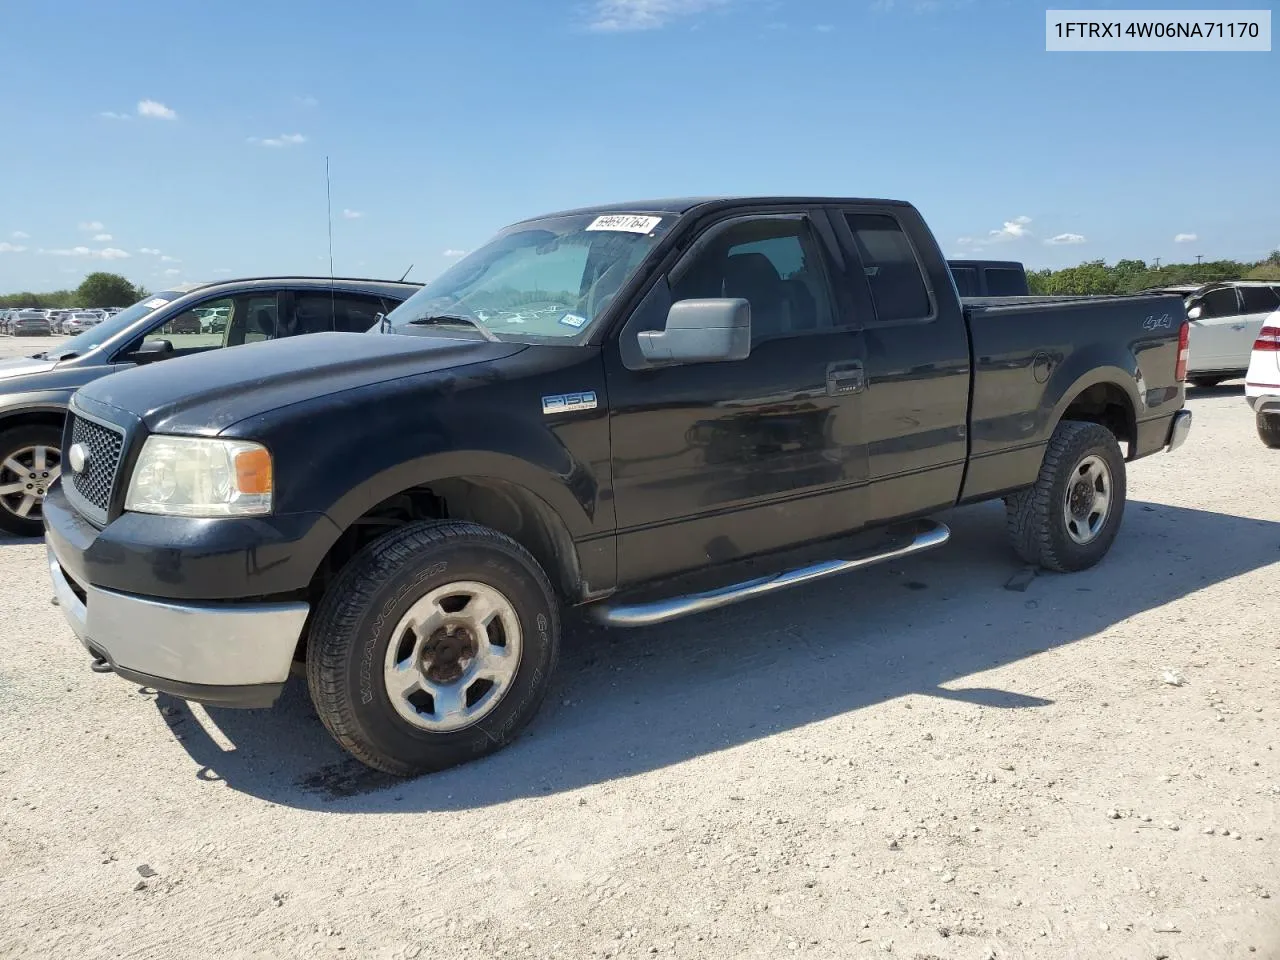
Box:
[124,436,273,517]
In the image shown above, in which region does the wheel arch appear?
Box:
[1049,367,1139,456]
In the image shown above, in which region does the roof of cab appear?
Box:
[154,276,422,298]
[517,196,915,224]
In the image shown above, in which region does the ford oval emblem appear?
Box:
[68,442,90,474]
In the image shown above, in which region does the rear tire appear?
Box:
[1258,412,1280,449]
[1004,420,1127,573]
[1190,376,1224,388]
[0,424,62,538]
[306,520,560,776]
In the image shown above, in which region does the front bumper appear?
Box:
[48,542,309,709]
[1165,409,1192,453]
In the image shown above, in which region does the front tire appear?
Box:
[306,520,560,776]
[1258,412,1280,449]
[0,424,62,538]
[1004,420,1127,573]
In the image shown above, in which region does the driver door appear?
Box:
[603,209,870,587]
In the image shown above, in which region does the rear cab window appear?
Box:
[843,212,933,323]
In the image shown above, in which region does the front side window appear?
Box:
[670,218,834,342]
[844,213,932,323]
[385,212,672,341]
[145,296,234,349]
[1197,287,1241,319]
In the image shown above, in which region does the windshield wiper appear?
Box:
[406,314,499,342]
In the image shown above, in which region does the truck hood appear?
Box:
[0,356,58,381]
[77,331,526,435]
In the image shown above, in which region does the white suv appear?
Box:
[1182,281,1280,387]
[1246,315,1280,447]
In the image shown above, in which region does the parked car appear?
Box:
[947,259,1030,297]
[63,312,102,335]
[1245,317,1280,448]
[10,310,52,336]
[0,276,419,536]
[1155,281,1280,387]
[43,195,1192,775]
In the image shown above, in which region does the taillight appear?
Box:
[1175,320,1190,381]
[1254,325,1280,352]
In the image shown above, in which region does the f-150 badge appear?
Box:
[542,391,598,415]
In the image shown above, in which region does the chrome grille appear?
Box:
[66,414,125,515]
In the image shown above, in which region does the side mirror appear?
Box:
[127,339,174,362]
[637,298,751,365]
[1186,305,1203,321]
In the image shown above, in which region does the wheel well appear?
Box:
[1061,383,1135,457]
[307,477,581,620]
[0,411,65,438]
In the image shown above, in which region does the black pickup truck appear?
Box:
[44,197,1192,776]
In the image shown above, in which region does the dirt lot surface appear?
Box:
[1,334,1277,959]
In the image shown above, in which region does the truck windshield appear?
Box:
[384,212,672,341]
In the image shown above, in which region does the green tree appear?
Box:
[75,272,142,308]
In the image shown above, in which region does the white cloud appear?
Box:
[0,242,27,254]
[342,209,363,219]
[588,0,725,32]
[39,246,130,260]
[957,216,1033,245]
[1046,233,1087,246]
[78,220,105,233]
[248,133,306,147]
[139,247,161,255]
[160,255,181,263]
[93,233,113,241]
[295,95,319,107]
[442,249,469,258]
[1174,233,1197,243]
[990,215,1032,241]
[99,111,131,121]
[163,268,181,276]
[137,99,177,120]
[11,231,28,239]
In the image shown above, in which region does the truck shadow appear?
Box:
[152,499,1280,812]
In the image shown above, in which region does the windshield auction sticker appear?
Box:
[586,214,663,234]
[1046,9,1271,50]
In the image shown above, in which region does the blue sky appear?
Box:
[0,0,1275,293]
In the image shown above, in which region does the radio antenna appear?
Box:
[399,263,414,282]
[325,156,336,322]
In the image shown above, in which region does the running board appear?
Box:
[591,519,951,628]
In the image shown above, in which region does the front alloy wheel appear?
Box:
[0,425,63,538]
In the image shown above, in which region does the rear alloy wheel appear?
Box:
[306,520,559,776]
[1258,411,1280,449]
[0,425,62,538]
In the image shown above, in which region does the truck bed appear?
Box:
[958,292,1186,504]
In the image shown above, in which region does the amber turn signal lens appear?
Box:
[234,448,273,495]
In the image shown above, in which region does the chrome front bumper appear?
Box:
[1166,409,1193,453]
[48,545,309,706]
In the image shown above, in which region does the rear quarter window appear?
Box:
[845,213,932,323]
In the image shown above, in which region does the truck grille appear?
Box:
[66,414,125,515]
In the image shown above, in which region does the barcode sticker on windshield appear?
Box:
[586,214,662,234]
[144,298,170,309]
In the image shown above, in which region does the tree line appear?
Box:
[1028,251,1280,296]
[0,272,149,310]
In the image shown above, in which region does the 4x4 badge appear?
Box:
[542,391,598,415]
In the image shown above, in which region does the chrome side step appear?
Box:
[591,518,951,628]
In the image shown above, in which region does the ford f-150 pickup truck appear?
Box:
[44,196,1193,776]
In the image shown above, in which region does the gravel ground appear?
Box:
[1,334,1277,960]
